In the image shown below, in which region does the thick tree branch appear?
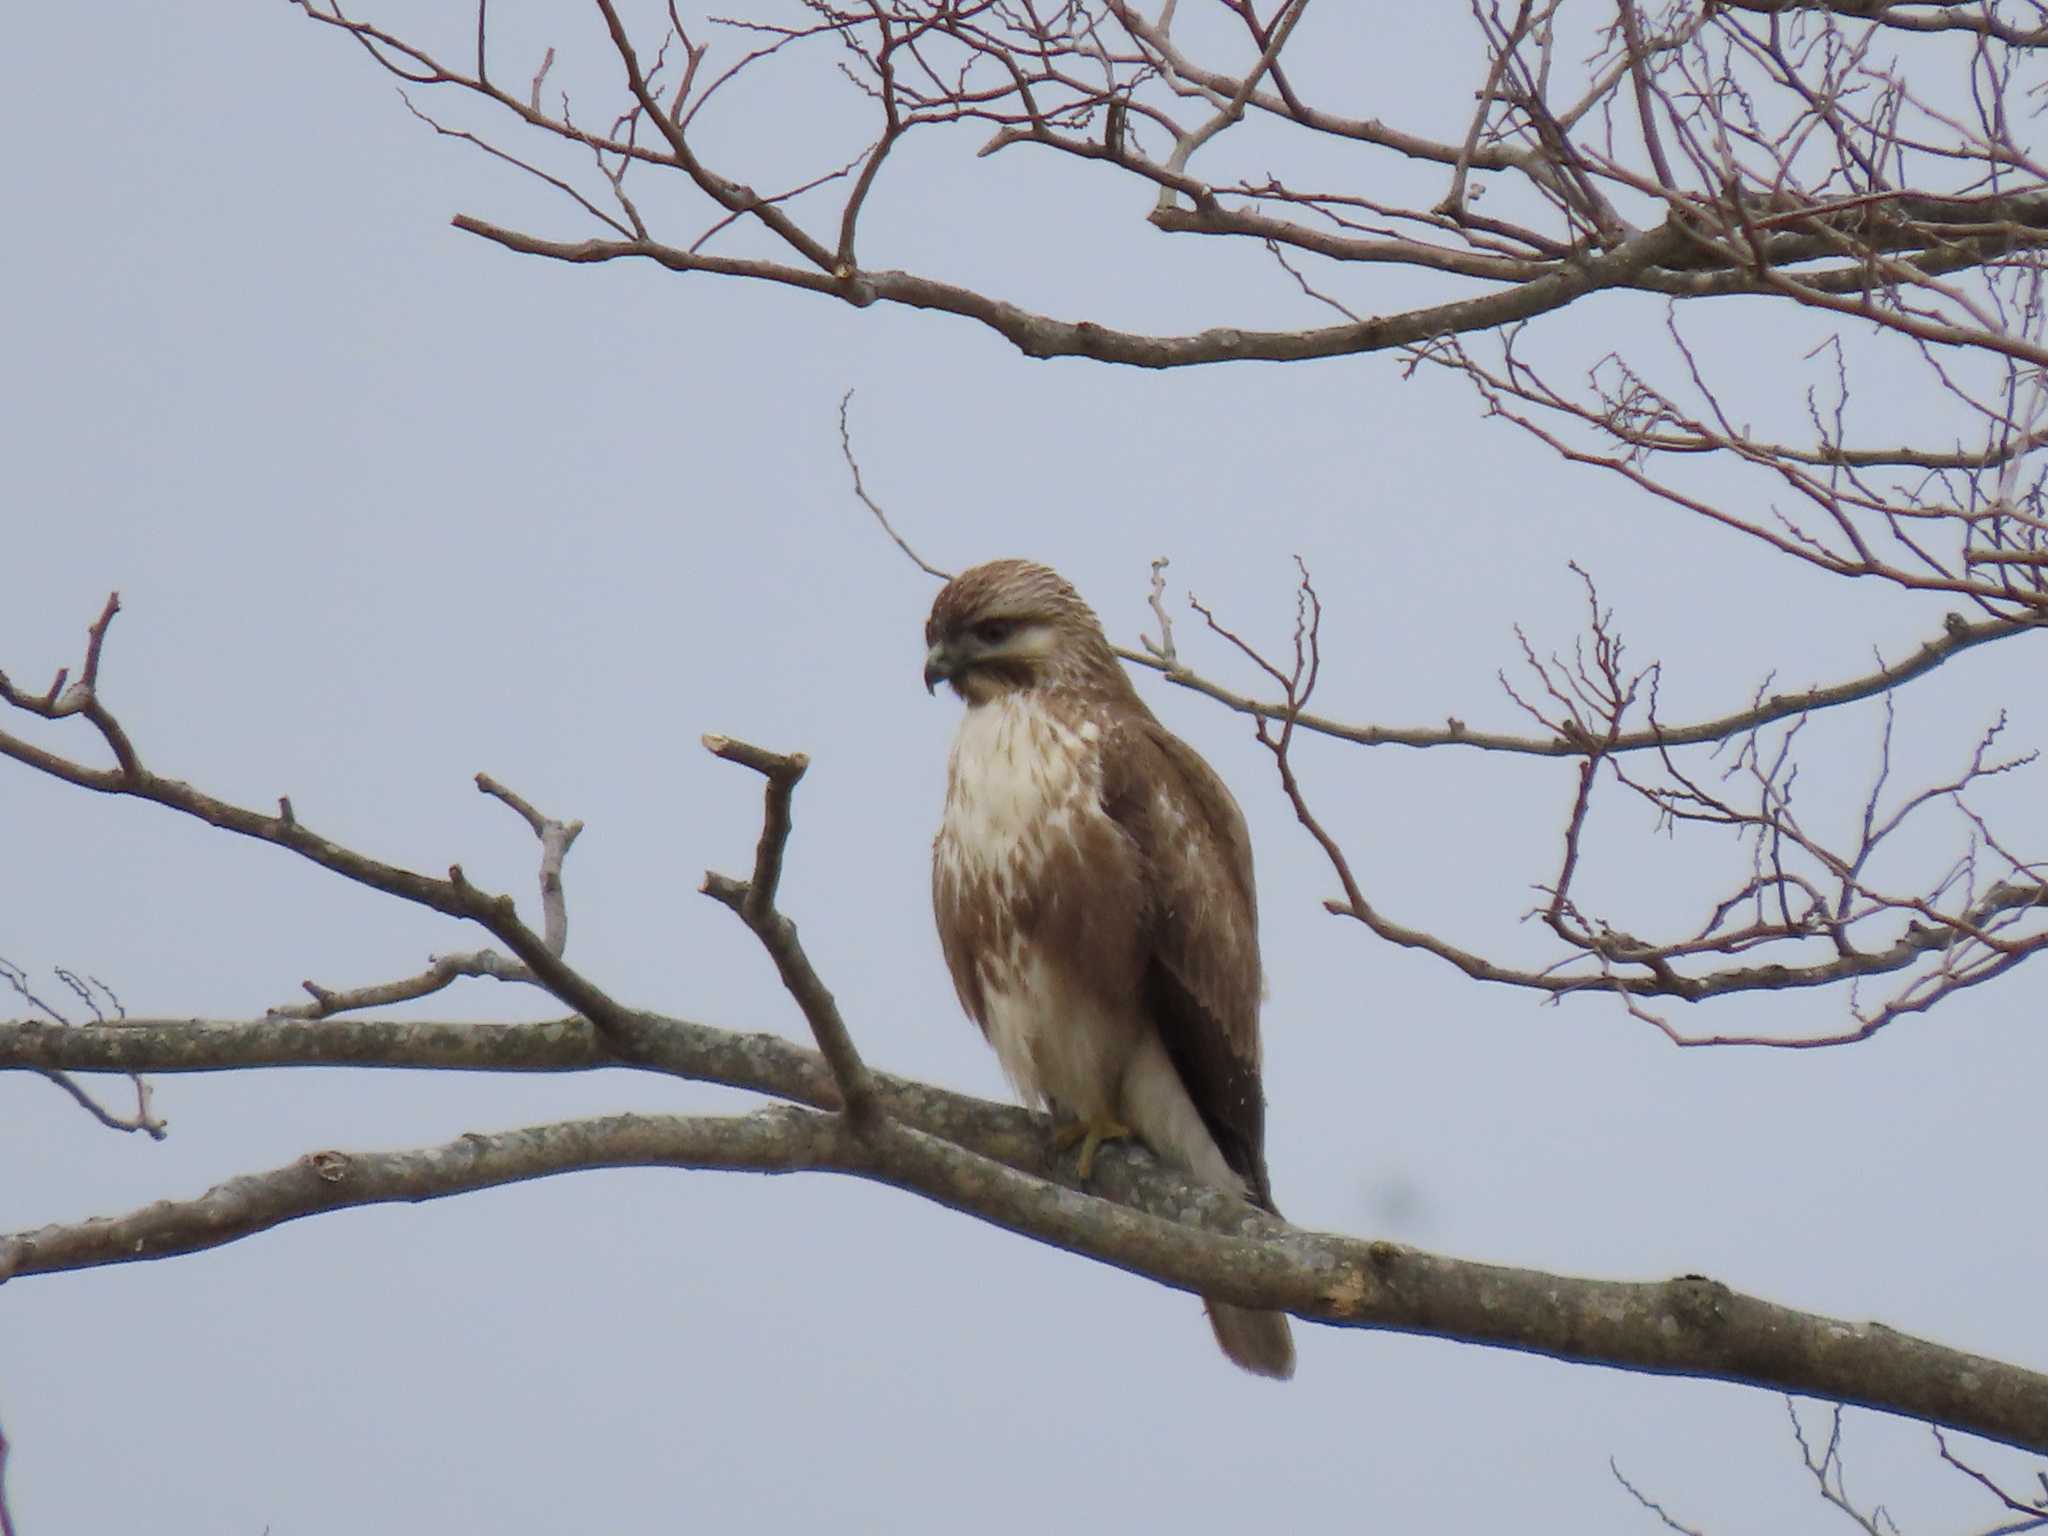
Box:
[0,1012,1029,1168]
[3,1097,2045,1457]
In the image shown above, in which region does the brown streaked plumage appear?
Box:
[925,559,1294,1379]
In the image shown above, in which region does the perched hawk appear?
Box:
[924,559,1295,1380]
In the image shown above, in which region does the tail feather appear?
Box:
[1118,1034,1297,1380]
[1206,1300,1296,1380]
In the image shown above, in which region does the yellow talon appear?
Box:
[1052,1116,1133,1181]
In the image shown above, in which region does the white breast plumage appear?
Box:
[936,694,1111,1103]
[937,694,1101,892]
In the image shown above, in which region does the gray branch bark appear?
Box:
[3,1013,2046,1455]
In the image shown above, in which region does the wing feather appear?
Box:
[1100,714,1274,1210]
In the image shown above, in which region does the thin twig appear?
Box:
[1609,1457,1708,1536]
[0,959,166,1139]
[0,592,142,780]
[839,391,949,580]
[1932,1426,2048,1523]
[266,775,583,1020]
[267,949,538,1021]
[0,1415,14,1536]
[0,603,652,1059]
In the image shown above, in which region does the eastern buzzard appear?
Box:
[925,559,1294,1379]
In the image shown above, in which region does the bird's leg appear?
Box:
[1051,1115,1133,1181]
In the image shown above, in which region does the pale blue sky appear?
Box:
[3,5,2042,1531]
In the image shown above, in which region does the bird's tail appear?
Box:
[1118,1034,1299,1380]
[1205,1299,1296,1380]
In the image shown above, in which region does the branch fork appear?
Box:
[701,733,879,1125]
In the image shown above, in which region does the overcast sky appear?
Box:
[3,4,2043,1532]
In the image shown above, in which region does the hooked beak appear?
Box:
[923,641,957,695]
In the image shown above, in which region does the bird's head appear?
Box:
[923,559,1124,705]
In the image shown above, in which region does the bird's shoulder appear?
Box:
[1095,706,1254,896]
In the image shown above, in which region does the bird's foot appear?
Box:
[1052,1116,1133,1181]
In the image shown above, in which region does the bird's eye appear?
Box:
[973,619,1015,646]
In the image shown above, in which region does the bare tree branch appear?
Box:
[10,7,2048,1501]
[3,1082,2047,1456]
[700,734,879,1124]
[1133,571,2048,1043]
[839,390,949,581]
[1,959,165,1140]
[280,0,2048,394]
[0,598,698,1074]
[474,772,583,957]
[265,949,540,1022]
[1789,1402,1905,1536]
[266,775,584,1020]
[1117,610,2043,758]
[0,1412,14,1536]
[1610,1457,1709,1536]
[1933,1426,2048,1530]
[447,212,1698,368]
